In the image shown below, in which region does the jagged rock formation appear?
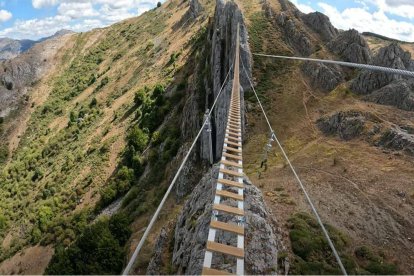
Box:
[146,228,168,275]
[317,111,366,140]
[302,12,338,42]
[365,80,414,111]
[301,61,343,92]
[348,42,414,111]
[350,43,411,94]
[188,0,203,19]
[171,165,279,274]
[274,11,313,56]
[206,0,251,161]
[328,29,372,64]
[379,127,414,155]
[0,33,72,117]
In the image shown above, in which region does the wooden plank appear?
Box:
[206,241,244,258]
[224,146,242,153]
[219,168,243,177]
[217,178,244,188]
[221,159,242,168]
[225,140,241,147]
[226,126,241,132]
[223,152,242,161]
[227,124,241,129]
[228,120,240,126]
[215,190,244,201]
[202,267,232,275]
[225,135,241,142]
[225,130,241,137]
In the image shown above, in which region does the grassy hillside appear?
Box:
[238,0,413,274]
[0,0,213,273]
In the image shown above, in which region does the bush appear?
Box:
[45,215,130,275]
[90,97,98,107]
[134,89,146,107]
[127,126,149,153]
[157,1,161,8]
[289,213,398,275]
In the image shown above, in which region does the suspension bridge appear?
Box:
[122,20,414,276]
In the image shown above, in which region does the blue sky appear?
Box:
[292,0,414,41]
[0,0,413,41]
[0,0,164,40]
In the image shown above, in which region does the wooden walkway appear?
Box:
[202,24,244,275]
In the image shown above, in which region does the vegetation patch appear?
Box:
[289,212,398,275]
[45,213,131,275]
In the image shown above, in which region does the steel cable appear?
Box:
[241,59,348,276]
[122,64,234,275]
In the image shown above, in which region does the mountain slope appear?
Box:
[0,0,215,273]
[0,0,413,274]
[239,0,413,273]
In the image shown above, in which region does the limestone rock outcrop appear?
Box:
[328,29,372,64]
[317,111,366,140]
[171,165,280,274]
[365,80,414,111]
[302,12,338,42]
[350,43,411,94]
[302,61,343,92]
[379,127,414,156]
[207,0,251,161]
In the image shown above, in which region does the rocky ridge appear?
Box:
[147,165,280,275]
[0,33,73,117]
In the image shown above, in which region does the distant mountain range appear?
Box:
[0,29,74,60]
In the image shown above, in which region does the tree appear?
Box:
[127,126,149,153]
[157,1,162,8]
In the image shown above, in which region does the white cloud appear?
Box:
[0,15,71,39]
[1,0,164,39]
[0,9,12,22]
[317,2,414,42]
[32,0,59,9]
[58,2,98,19]
[290,0,315,14]
[359,0,414,19]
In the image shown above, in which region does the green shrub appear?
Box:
[90,97,98,107]
[127,126,149,153]
[157,2,161,8]
[45,215,130,275]
[134,89,146,107]
[289,213,398,275]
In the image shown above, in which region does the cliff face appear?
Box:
[207,0,251,161]
[148,165,280,275]
[0,38,37,61]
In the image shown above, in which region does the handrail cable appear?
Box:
[253,53,414,78]
[241,60,348,276]
[122,63,234,275]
